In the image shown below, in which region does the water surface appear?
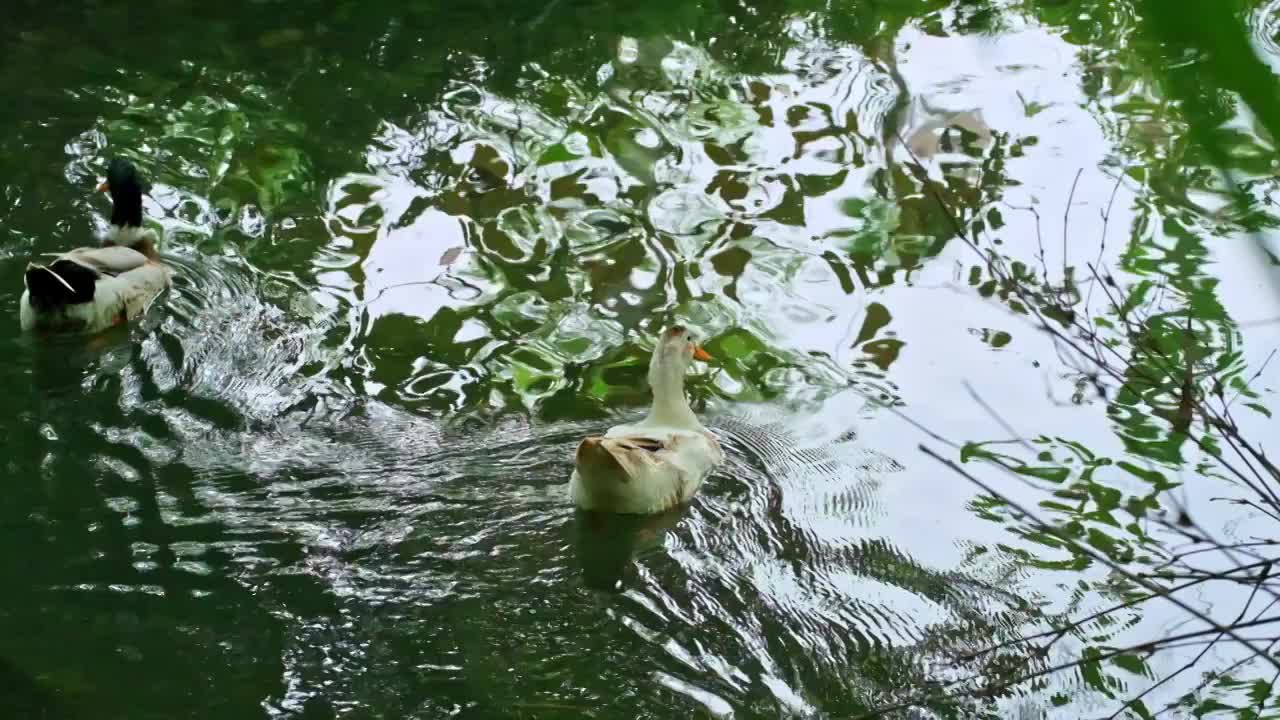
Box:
[3,2,1279,718]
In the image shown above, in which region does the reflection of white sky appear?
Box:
[324,162,479,327]
[363,205,468,320]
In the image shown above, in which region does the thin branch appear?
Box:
[880,403,962,451]
[1148,638,1280,719]
[1106,579,1280,719]
[859,615,1280,719]
[962,380,1033,452]
[918,444,1280,674]
[1153,539,1280,571]
[1004,199,1049,287]
[1063,167,1084,281]
[957,558,1277,662]
[1209,496,1280,524]
[1226,347,1277,410]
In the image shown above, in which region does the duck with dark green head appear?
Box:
[20,158,171,333]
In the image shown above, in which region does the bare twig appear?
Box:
[1084,164,1129,313]
[859,615,1280,719]
[962,380,1033,452]
[917,444,1280,673]
[1063,168,1084,281]
[1226,347,1277,410]
[957,558,1277,663]
[1153,539,1280,571]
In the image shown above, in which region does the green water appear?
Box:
[3,1,1280,718]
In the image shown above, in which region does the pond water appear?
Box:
[2,1,1279,718]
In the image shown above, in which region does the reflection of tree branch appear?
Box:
[1152,515,1280,608]
[1146,638,1280,719]
[849,444,1280,717]
[870,27,1280,711]
[1083,164,1129,312]
[894,120,1279,511]
[962,381,1032,452]
[1101,626,1279,720]
[1002,199,1049,286]
[921,443,1280,672]
[1062,168,1083,281]
[1154,539,1280,571]
[862,618,1280,719]
[956,558,1275,663]
[1210,496,1280,524]
[1084,262,1279,500]
[1240,316,1280,329]
[1226,347,1277,410]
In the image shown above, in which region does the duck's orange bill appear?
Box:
[692,346,712,361]
[96,181,110,193]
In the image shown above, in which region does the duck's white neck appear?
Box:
[106,225,149,246]
[642,359,700,429]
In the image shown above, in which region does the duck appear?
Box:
[20,158,171,334]
[570,325,723,514]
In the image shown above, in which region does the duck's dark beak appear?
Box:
[96,181,110,193]
[692,346,712,361]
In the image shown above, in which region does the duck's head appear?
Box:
[97,158,148,229]
[648,325,712,386]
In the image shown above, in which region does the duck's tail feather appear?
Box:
[575,436,630,480]
[24,260,97,312]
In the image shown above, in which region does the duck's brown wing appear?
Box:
[60,246,150,276]
[575,434,671,481]
[615,437,664,452]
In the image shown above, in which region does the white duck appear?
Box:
[570,325,723,514]
[20,158,171,334]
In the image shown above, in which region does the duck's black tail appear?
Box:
[24,260,97,312]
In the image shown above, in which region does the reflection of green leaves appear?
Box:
[700,327,795,400]
[1244,402,1273,419]
[707,326,767,363]
[600,111,666,187]
[538,142,582,166]
[853,303,892,347]
[1171,672,1280,719]
[491,291,549,333]
[680,98,760,144]
[833,196,934,267]
[1015,90,1050,118]
[971,328,1011,349]
[1079,647,1114,696]
[1136,0,1280,173]
[962,437,1160,567]
[102,89,312,220]
[507,348,565,409]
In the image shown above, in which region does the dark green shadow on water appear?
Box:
[573,507,689,592]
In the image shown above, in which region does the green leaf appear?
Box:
[1248,679,1275,706]
[1243,402,1272,419]
[1078,647,1113,696]
[1116,461,1174,491]
[1136,0,1280,159]
[1018,465,1071,483]
[1087,527,1127,561]
[1112,653,1148,676]
[538,143,580,165]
